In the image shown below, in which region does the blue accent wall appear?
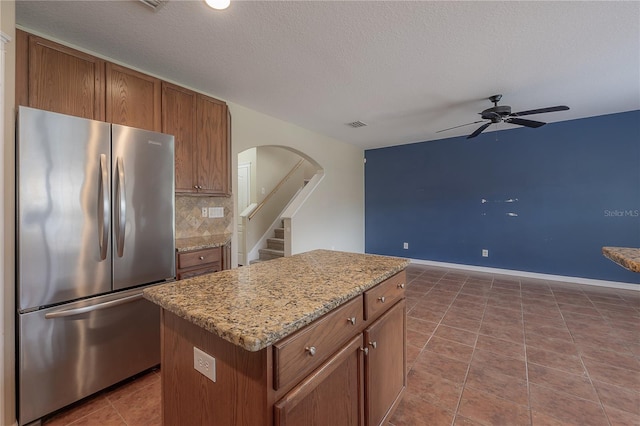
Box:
[365,111,640,284]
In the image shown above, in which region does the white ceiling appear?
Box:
[15,0,640,149]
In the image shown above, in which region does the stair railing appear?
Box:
[248,159,304,221]
[243,159,306,263]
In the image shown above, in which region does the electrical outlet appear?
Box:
[482,249,489,257]
[403,242,409,249]
[201,207,208,218]
[193,347,216,382]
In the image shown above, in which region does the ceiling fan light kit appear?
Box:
[438,94,570,139]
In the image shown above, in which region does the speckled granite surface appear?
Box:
[144,249,409,352]
[175,233,232,252]
[602,247,640,273]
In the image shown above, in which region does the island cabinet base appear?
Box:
[161,310,274,425]
[159,269,408,426]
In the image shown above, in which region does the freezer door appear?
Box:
[17,287,161,426]
[17,106,112,310]
[111,124,175,290]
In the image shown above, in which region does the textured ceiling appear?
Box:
[15,0,640,149]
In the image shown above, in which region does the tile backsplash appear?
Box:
[175,195,234,238]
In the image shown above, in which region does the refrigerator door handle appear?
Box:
[115,157,126,258]
[98,154,110,260]
[44,293,143,319]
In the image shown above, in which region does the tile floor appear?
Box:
[42,264,639,426]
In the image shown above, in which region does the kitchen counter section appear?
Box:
[602,246,640,273]
[143,249,409,352]
[175,233,231,252]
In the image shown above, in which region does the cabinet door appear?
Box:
[364,300,406,426]
[196,94,229,195]
[162,82,197,192]
[106,63,161,132]
[274,335,364,426]
[26,34,105,120]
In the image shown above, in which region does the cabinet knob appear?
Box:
[359,347,369,355]
[398,283,405,289]
[199,256,205,260]
[347,317,356,325]
[305,346,317,356]
[378,296,386,303]
[369,341,377,349]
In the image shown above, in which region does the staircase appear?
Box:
[251,225,285,263]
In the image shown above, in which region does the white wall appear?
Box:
[255,146,305,203]
[229,103,364,266]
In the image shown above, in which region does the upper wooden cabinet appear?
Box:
[16,30,105,121]
[16,30,231,196]
[161,83,197,192]
[106,63,161,132]
[162,82,230,196]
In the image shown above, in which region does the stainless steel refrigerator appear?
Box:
[16,106,175,426]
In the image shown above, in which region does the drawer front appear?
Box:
[273,296,364,391]
[364,271,406,321]
[176,264,221,280]
[177,248,221,269]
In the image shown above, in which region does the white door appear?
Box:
[238,163,251,213]
[237,163,251,265]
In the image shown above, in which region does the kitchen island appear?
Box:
[144,249,409,426]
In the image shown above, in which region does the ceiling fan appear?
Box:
[437,95,569,139]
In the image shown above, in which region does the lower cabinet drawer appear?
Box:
[273,296,364,391]
[177,247,221,269]
[176,264,221,280]
[364,271,406,321]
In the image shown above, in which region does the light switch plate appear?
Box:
[193,347,216,382]
[208,207,224,218]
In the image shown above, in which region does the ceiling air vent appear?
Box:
[346,121,367,128]
[139,0,167,10]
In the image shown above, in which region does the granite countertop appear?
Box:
[175,233,232,252]
[144,249,409,352]
[602,247,640,273]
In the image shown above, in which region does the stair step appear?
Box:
[267,237,284,251]
[258,248,284,261]
[274,228,285,239]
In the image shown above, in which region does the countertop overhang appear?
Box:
[602,246,640,273]
[144,249,409,352]
[175,233,232,252]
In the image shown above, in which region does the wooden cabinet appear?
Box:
[364,300,406,426]
[16,29,105,120]
[273,296,363,391]
[162,82,230,195]
[273,273,406,426]
[158,269,407,426]
[274,335,364,426]
[106,63,161,132]
[176,247,222,280]
[16,30,232,197]
[161,82,197,192]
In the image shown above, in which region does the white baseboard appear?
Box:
[409,258,640,291]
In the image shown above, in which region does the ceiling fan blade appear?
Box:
[436,120,485,133]
[510,105,569,117]
[467,122,492,139]
[505,117,546,128]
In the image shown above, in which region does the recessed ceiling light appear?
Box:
[205,0,230,10]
